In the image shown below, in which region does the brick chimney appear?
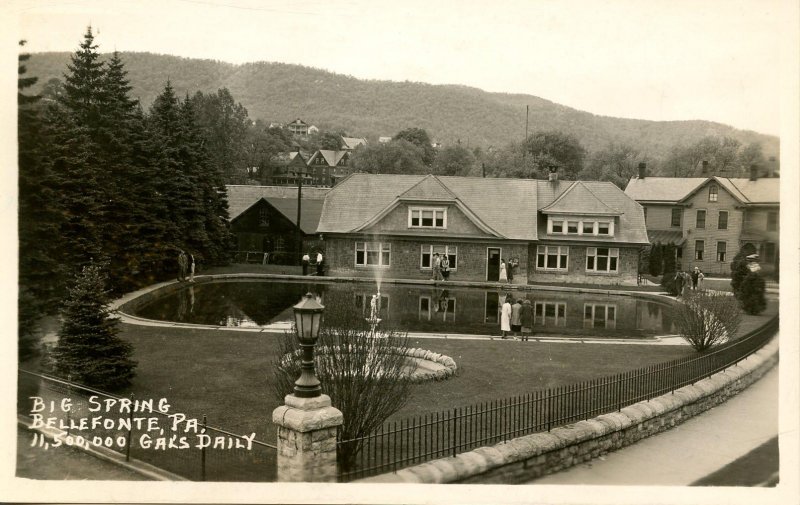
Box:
[701,160,709,174]
[638,162,646,179]
[749,164,759,181]
[548,165,559,182]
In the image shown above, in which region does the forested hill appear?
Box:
[25,51,778,158]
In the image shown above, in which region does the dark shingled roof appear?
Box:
[647,230,685,246]
[226,185,329,221]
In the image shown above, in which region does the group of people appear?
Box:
[430,252,451,281]
[177,250,195,282]
[500,295,534,340]
[499,258,517,283]
[301,251,325,276]
[673,266,706,296]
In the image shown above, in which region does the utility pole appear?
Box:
[523,105,529,160]
[296,149,304,266]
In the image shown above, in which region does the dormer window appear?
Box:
[409,207,446,228]
[547,217,614,237]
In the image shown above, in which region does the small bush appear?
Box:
[739,271,767,315]
[662,244,677,275]
[661,272,683,296]
[676,291,742,351]
[730,250,750,297]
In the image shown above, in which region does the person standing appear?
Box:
[440,254,450,281]
[697,269,705,291]
[431,253,441,281]
[500,295,512,339]
[507,259,514,284]
[177,250,188,282]
[511,298,522,339]
[520,299,533,341]
[316,251,324,276]
[691,267,700,290]
[302,252,310,275]
[188,253,196,282]
[499,260,508,283]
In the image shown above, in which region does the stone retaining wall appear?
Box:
[357,336,778,484]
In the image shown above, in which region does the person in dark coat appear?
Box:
[520,299,533,341]
[177,250,188,282]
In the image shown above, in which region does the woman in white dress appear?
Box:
[500,296,512,338]
[499,260,508,283]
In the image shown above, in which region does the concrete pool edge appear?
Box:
[111,273,683,344]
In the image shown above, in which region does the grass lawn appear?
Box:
[113,296,776,442]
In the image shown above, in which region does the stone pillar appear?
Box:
[272,394,343,482]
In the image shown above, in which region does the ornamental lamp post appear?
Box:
[292,293,325,398]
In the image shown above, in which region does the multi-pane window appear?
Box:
[709,184,718,202]
[567,221,579,234]
[536,246,569,270]
[582,222,594,234]
[767,211,778,231]
[696,209,706,229]
[355,242,391,267]
[597,222,610,235]
[258,207,270,227]
[551,220,564,233]
[583,304,616,329]
[716,241,727,262]
[420,245,457,270]
[764,242,776,262]
[586,247,619,273]
[718,211,728,230]
[549,218,613,236]
[534,302,567,327]
[409,208,446,228]
[695,240,704,261]
[671,208,682,227]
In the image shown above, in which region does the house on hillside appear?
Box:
[341,136,368,150]
[306,150,354,186]
[287,118,309,136]
[259,151,310,186]
[378,136,392,144]
[317,170,649,285]
[226,185,329,263]
[624,165,779,275]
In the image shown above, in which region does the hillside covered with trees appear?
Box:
[25,51,779,160]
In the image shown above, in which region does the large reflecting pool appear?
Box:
[131,280,677,338]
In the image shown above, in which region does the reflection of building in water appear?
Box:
[355,293,389,319]
[534,301,567,327]
[419,293,456,322]
[583,304,616,329]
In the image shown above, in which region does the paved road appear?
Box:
[529,364,778,486]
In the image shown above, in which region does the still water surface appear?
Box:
[132,280,676,338]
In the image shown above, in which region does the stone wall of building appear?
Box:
[527,244,640,286]
[357,335,778,484]
[324,236,529,283]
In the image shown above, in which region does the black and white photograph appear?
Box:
[2,0,798,503]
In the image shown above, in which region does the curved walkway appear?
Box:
[529,357,779,486]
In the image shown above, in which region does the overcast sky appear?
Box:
[8,0,790,135]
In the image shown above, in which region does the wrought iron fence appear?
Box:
[17,370,277,481]
[338,315,778,481]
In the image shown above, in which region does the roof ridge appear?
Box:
[398,174,459,200]
[719,177,751,203]
[540,181,579,210]
[578,181,619,213]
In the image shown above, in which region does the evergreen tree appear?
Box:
[648,244,663,276]
[51,262,136,390]
[662,244,677,274]
[730,248,752,297]
[739,271,766,315]
[59,27,107,138]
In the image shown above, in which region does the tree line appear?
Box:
[18,30,233,360]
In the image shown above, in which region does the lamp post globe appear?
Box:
[292,293,325,398]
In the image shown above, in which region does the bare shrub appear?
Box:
[272,289,416,472]
[676,291,742,351]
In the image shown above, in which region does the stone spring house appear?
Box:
[316,172,649,286]
[624,167,779,275]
